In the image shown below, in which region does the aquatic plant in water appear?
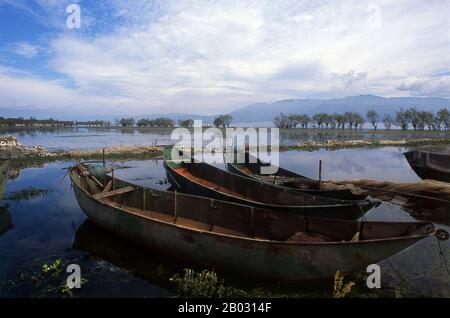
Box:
[8,258,87,297]
[170,269,248,298]
[333,271,355,298]
[5,188,52,203]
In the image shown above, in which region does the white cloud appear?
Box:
[0,0,449,116]
[398,75,450,97]
[11,42,41,58]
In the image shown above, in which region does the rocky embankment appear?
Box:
[0,136,53,160]
[0,136,163,161]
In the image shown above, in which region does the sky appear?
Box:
[0,0,449,118]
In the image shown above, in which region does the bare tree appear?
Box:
[406,107,420,130]
[395,108,409,130]
[299,114,310,128]
[353,112,365,130]
[366,109,378,130]
[344,112,355,129]
[437,108,450,130]
[382,114,393,130]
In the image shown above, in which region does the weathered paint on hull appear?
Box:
[164,163,372,220]
[404,150,450,182]
[72,184,426,282]
[227,163,366,201]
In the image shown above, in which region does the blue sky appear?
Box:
[0,0,449,118]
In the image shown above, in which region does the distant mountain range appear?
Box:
[228,95,450,123]
[1,95,449,124]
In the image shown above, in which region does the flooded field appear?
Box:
[0,147,449,297]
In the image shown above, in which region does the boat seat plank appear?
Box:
[102,180,113,193]
[94,186,135,199]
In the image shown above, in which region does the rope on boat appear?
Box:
[437,238,450,280]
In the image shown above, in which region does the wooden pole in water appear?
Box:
[142,187,146,211]
[173,190,178,224]
[318,160,322,191]
[102,148,106,167]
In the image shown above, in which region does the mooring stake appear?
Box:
[318,160,323,191]
[173,190,178,223]
[142,187,146,211]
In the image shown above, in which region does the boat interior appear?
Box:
[70,165,432,244]
[167,160,347,206]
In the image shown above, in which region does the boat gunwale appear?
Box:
[227,161,369,202]
[165,161,371,209]
[69,167,435,247]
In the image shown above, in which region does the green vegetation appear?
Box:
[7,258,87,297]
[135,117,175,128]
[178,119,194,128]
[333,271,355,298]
[213,114,233,128]
[170,269,248,298]
[273,107,450,131]
[6,188,52,202]
[0,117,113,128]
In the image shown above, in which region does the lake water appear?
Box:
[0,146,449,297]
[1,127,449,151]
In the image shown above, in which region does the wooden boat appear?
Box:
[164,149,376,220]
[69,163,443,282]
[227,153,366,201]
[404,146,450,183]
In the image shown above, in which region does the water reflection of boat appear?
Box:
[164,149,375,220]
[0,206,12,236]
[404,147,450,182]
[73,220,183,290]
[70,163,442,282]
[0,160,12,236]
[400,197,450,227]
[227,153,367,201]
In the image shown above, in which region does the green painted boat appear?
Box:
[69,163,443,282]
[163,147,376,220]
[404,146,450,182]
[227,153,367,201]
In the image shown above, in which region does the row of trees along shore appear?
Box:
[2,108,449,130]
[274,107,450,131]
[0,115,234,129]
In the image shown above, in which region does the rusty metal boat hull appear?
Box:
[164,151,375,220]
[227,156,367,201]
[404,148,450,182]
[70,165,436,282]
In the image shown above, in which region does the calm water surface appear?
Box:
[2,127,449,151]
[0,147,449,297]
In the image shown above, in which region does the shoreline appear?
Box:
[2,135,450,166]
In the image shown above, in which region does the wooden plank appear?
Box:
[102,180,112,193]
[94,186,135,199]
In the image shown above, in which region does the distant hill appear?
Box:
[229,95,450,123]
[1,95,449,124]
